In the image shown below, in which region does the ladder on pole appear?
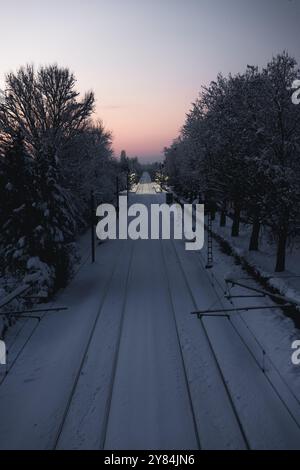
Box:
[206,210,213,269]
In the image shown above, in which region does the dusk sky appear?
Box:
[0,0,299,162]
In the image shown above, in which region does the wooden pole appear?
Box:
[91,190,95,263]
[116,176,119,216]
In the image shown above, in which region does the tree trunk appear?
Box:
[275,231,287,272]
[249,216,260,251]
[220,202,227,227]
[231,204,241,237]
[220,210,226,227]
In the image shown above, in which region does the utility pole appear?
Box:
[206,204,213,269]
[205,159,214,269]
[204,149,214,269]
[127,169,130,202]
[116,176,119,216]
[90,189,95,263]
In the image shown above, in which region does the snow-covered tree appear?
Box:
[0,64,94,156]
[0,132,43,280]
[0,65,95,290]
[164,52,300,271]
[61,120,116,221]
[260,53,300,271]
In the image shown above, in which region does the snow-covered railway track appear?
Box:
[165,238,250,449]
[100,241,200,450]
[195,248,300,430]
[159,239,202,449]
[167,237,300,449]
[97,241,136,449]
[2,174,299,450]
[53,241,136,449]
[100,183,200,450]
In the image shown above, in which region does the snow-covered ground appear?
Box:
[209,213,300,307]
[0,173,300,450]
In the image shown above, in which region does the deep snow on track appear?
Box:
[0,173,300,450]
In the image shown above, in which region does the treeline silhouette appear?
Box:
[164,52,300,272]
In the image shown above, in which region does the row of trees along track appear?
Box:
[164,52,300,273]
[0,65,141,297]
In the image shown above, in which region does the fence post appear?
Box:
[91,189,95,263]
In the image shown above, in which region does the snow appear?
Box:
[103,237,198,450]
[0,174,299,449]
[195,224,300,413]
[172,236,300,449]
[25,256,55,297]
[209,213,300,309]
[0,237,125,449]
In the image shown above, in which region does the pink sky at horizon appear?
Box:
[0,0,299,162]
[95,88,197,162]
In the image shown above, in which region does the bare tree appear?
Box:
[0,64,95,159]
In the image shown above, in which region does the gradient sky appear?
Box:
[0,0,299,161]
